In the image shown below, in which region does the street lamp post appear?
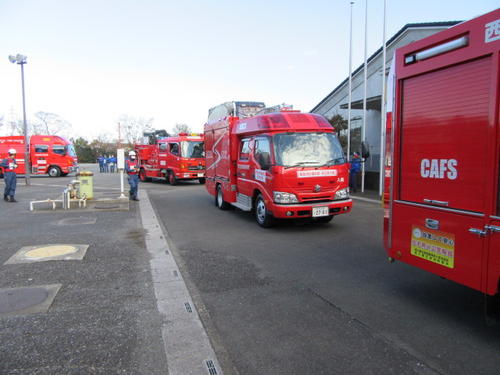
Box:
[9,54,30,186]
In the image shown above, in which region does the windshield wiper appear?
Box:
[284,161,320,169]
[317,158,345,167]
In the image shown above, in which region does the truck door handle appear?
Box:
[469,228,487,237]
[486,225,500,233]
[423,199,449,206]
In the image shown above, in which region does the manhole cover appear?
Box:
[0,287,49,314]
[25,245,78,259]
[95,205,120,209]
[57,217,97,226]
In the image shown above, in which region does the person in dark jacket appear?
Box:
[349,152,362,193]
[1,148,19,202]
[97,155,105,173]
[125,151,140,201]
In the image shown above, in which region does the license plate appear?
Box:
[312,206,329,217]
[197,173,204,177]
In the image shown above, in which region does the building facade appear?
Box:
[311,21,460,190]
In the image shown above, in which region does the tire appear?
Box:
[215,184,230,210]
[139,168,150,182]
[48,166,61,177]
[198,177,206,184]
[315,215,334,224]
[255,194,275,227]
[169,171,178,186]
[61,172,68,177]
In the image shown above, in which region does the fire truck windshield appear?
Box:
[273,132,345,167]
[66,144,77,157]
[181,141,204,158]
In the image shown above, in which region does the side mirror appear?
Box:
[361,141,370,159]
[258,152,271,170]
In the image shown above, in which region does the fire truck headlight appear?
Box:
[334,188,349,200]
[273,191,299,204]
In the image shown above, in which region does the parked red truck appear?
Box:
[204,101,352,227]
[0,135,78,177]
[135,133,205,185]
[384,9,500,303]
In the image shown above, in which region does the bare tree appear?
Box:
[171,123,191,135]
[34,111,73,137]
[118,115,154,145]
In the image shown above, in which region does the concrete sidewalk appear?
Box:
[0,180,168,374]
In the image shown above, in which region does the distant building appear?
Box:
[311,21,461,190]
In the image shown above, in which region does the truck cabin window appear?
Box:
[52,145,66,155]
[240,140,251,161]
[273,132,345,167]
[254,138,272,169]
[181,141,204,158]
[170,143,179,155]
[34,145,48,153]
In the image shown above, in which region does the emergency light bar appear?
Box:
[405,36,469,64]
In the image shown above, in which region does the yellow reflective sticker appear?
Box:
[410,225,455,268]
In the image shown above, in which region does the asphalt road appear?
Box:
[146,180,500,375]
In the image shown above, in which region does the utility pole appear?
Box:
[9,54,30,185]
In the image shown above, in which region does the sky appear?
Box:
[0,0,498,140]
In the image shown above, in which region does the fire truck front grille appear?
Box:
[188,165,204,170]
[301,196,332,203]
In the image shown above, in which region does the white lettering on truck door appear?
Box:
[420,159,458,180]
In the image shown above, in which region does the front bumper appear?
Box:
[270,199,352,219]
[176,172,205,179]
[63,166,79,173]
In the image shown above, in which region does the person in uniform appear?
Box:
[125,150,140,201]
[1,148,19,202]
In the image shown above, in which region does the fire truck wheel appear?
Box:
[315,215,334,224]
[48,166,61,177]
[255,194,275,228]
[139,169,151,182]
[198,178,206,184]
[168,171,178,185]
[216,185,230,210]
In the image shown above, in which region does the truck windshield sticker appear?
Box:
[485,19,500,43]
[239,123,247,130]
[411,225,455,268]
[420,159,457,180]
[297,170,337,178]
[255,169,266,182]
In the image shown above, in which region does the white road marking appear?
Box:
[138,189,223,375]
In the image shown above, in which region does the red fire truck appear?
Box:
[0,135,78,177]
[135,133,205,185]
[384,9,500,302]
[204,101,352,227]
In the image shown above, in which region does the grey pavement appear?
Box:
[0,167,168,374]
[147,183,500,375]
[2,165,499,375]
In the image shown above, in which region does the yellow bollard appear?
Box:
[77,170,94,199]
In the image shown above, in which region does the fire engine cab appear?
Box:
[384,9,500,302]
[0,135,78,177]
[204,101,352,227]
[135,133,205,185]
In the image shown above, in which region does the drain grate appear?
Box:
[95,205,120,209]
[184,302,193,313]
[206,360,218,375]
